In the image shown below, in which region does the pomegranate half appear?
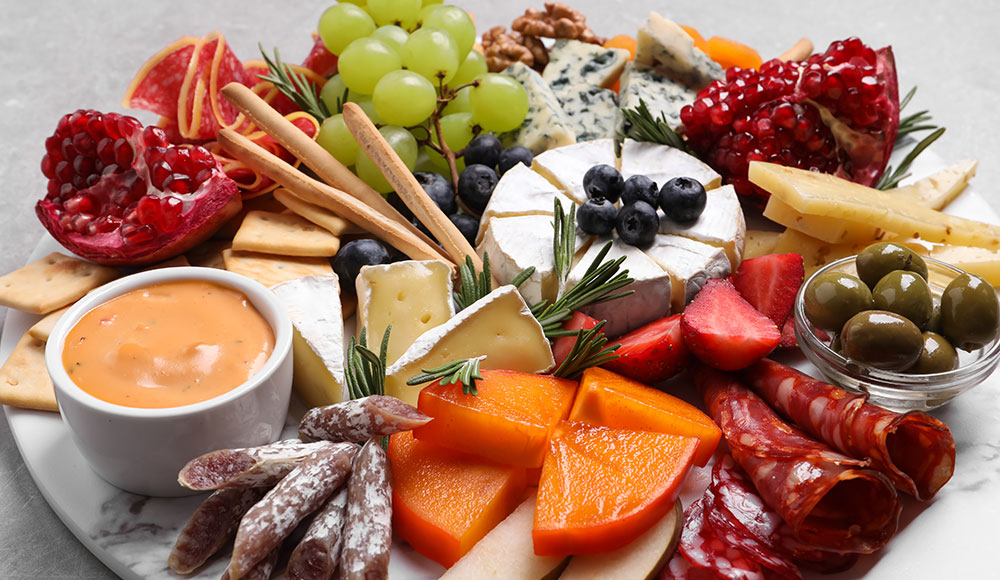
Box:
[36,109,241,266]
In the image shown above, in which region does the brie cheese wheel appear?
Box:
[385,285,555,407]
[635,12,724,89]
[620,139,721,190]
[270,274,345,408]
[658,184,746,268]
[645,235,732,312]
[563,237,672,338]
[356,260,455,365]
[478,214,594,306]
[500,62,577,154]
[532,138,618,203]
[476,163,576,244]
[543,39,630,91]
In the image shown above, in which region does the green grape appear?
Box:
[338,37,402,95]
[441,87,472,115]
[371,25,409,52]
[421,0,443,5]
[470,73,529,132]
[338,0,366,5]
[347,90,385,124]
[426,112,475,173]
[402,27,460,85]
[367,0,422,30]
[318,4,376,55]
[316,114,360,166]
[319,75,349,114]
[420,5,475,59]
[373,70,437,127]
[356,125,418,193]
[449,50,487,87]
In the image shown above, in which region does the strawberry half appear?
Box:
[681,279,781,371]
[553,311,602,367]
[602,314,689,383]
[732,253,805,326]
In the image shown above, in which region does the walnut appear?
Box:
[482,26,544,72]
[511,2,605,45]
[521,35,549,70]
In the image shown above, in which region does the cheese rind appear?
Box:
[618,62,697,130]
[532,138,618,203]
[356,260,455,366]
[620,139,721,190]
[500,62,577,154]
[659,184,746,268]
[385,286,555,407]
[475,163,575,243]
[635,12,724,89]
[645,235,731,313]
[543,39,630,91]
[270,274,345,408]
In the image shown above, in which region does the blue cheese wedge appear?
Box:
[620,139,721,190]
[543,39,630,90]
[476,163,576,244]
[658,184,746,268]
[532,138,618,203]
[557,86,624,142]
[500,62,576,154]
[618,62,697,130]
[645,234,731,312]
[477,214,594,306]
[635,12,724,89]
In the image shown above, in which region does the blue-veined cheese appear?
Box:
[543,39,630,91]
[619,62,697,130]
[635,12,723,89]
[557,86,624,142]
[499,62,576,154]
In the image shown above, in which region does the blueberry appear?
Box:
[457,164,499,213]
[333,239,393,291]
[386,191,414,221]
[577,198,618,235]
[660,177,707,224]
[498,146,533,175]
[413,171,457,215]
[621,174,658,206]
[449,212,480,247]
[583,164,624,203]
[463,134,503,170]
[616,201,659,248]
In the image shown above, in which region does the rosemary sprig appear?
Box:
[345,326,392,400]
[895,87,940,141]
[453,252,535,312]
[622,99,694,155]
[257,45,330,121]
[406,356,486,396]
[552,198,576,283]
[877,127,946,190]
[551,321,620,379]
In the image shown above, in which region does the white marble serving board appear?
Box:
[3,151,1000,578]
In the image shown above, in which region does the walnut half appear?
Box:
[511,2,605,46]
[482,26,547,72]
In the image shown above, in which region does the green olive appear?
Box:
[909,332,959,374]
[804,272,874,331]
[925,295,942,333]
[841,310,923,370]
[856,242,928,289]
[872,270,933,329]
[941,272,1000,350]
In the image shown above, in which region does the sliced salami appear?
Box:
[227,443,357,579]
[743,358,955,500]
[698,367,901,554]
[286,485,349,580]
[660,550,729,579]
[168,486,267,574]
[679,494,769,580]
[299,395,431,443]
[179,439,335,490]
[301,34,339,78]
[338,439,393,580]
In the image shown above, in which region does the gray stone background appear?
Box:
[0,1,997,577]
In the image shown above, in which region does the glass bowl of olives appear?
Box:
[794,242,1000,411]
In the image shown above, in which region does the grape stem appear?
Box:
[427,78,481,191]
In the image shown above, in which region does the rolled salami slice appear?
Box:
[299,395,431,443]
[678,494,770,580]
[168,486,268,574]
[286,485,349,580]
[743,358,955,500]
[338,439,393,580]
[227,443,357,579]
[179,440,334,490]
[698,367,901,554]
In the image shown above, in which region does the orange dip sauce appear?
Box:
[62,280,274,408]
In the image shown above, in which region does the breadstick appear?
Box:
[779,38,813,62]
[342,102,486,274]
[217,128,451,266]
[299,395,431,443]
[220,82,443,257]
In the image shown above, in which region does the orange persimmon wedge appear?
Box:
[569,367,721,467]
[679,24,709,53]
[414,370,578,468]
[532,421,698,556]
[388,431,529,568]
[706,36,763,70]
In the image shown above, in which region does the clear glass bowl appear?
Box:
[794,255,1000,411]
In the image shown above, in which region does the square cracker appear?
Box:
[223,249,334,288]
[232,211,341,257]
[28,305,71,342]
[0,332,58,412]
[273,189,363,237]
[0,252,119,314]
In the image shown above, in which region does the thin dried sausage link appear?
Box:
[168,486,267,574]
[338,439,392,580]
[179,439,337,490]
[300,395,431,443]
[286,485,350,580]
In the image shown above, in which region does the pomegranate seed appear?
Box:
[773,104,796,129]
[160,196,184,232]
[117,116,142,138]
[96,138,115,164]
[73,155,95,176]
[102,163,120,176]
[123,205,141,225]
[55,160,73,182]
[73,134,95,158]
[46,180,60,198]
[189,147,216,169]
[122,224,157,246]
[194,168,214,186]
[114,138,134,167]
[41,155,56,179]
[102,114,121,140]
[56,114,72,135]
[59,183,75,200]
[143,126,168,148]
[58,212,73,231]
[72,174,89,190]
[71,213,95,232]
[136,196,161,226]
[821,75,844,100]
[163,174,193,194]
[151,161,172,189]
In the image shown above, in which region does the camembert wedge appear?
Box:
[476,163,576,244]
[659,184,745,267]
[532,138,618,203]
[645,235,731,312]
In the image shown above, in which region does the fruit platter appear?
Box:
[2,2,1000,579]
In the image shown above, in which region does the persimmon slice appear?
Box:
[532,421,698,556]
[569,367,721,466]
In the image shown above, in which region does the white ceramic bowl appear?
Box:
[45,267,293,497]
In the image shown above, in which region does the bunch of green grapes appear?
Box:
[313,0,529,192]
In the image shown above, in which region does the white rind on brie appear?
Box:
[658,184,746,268]
[476,163,576,244]
[620,139,721,190]
[645,234,731,312]
[532,138,618,203]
